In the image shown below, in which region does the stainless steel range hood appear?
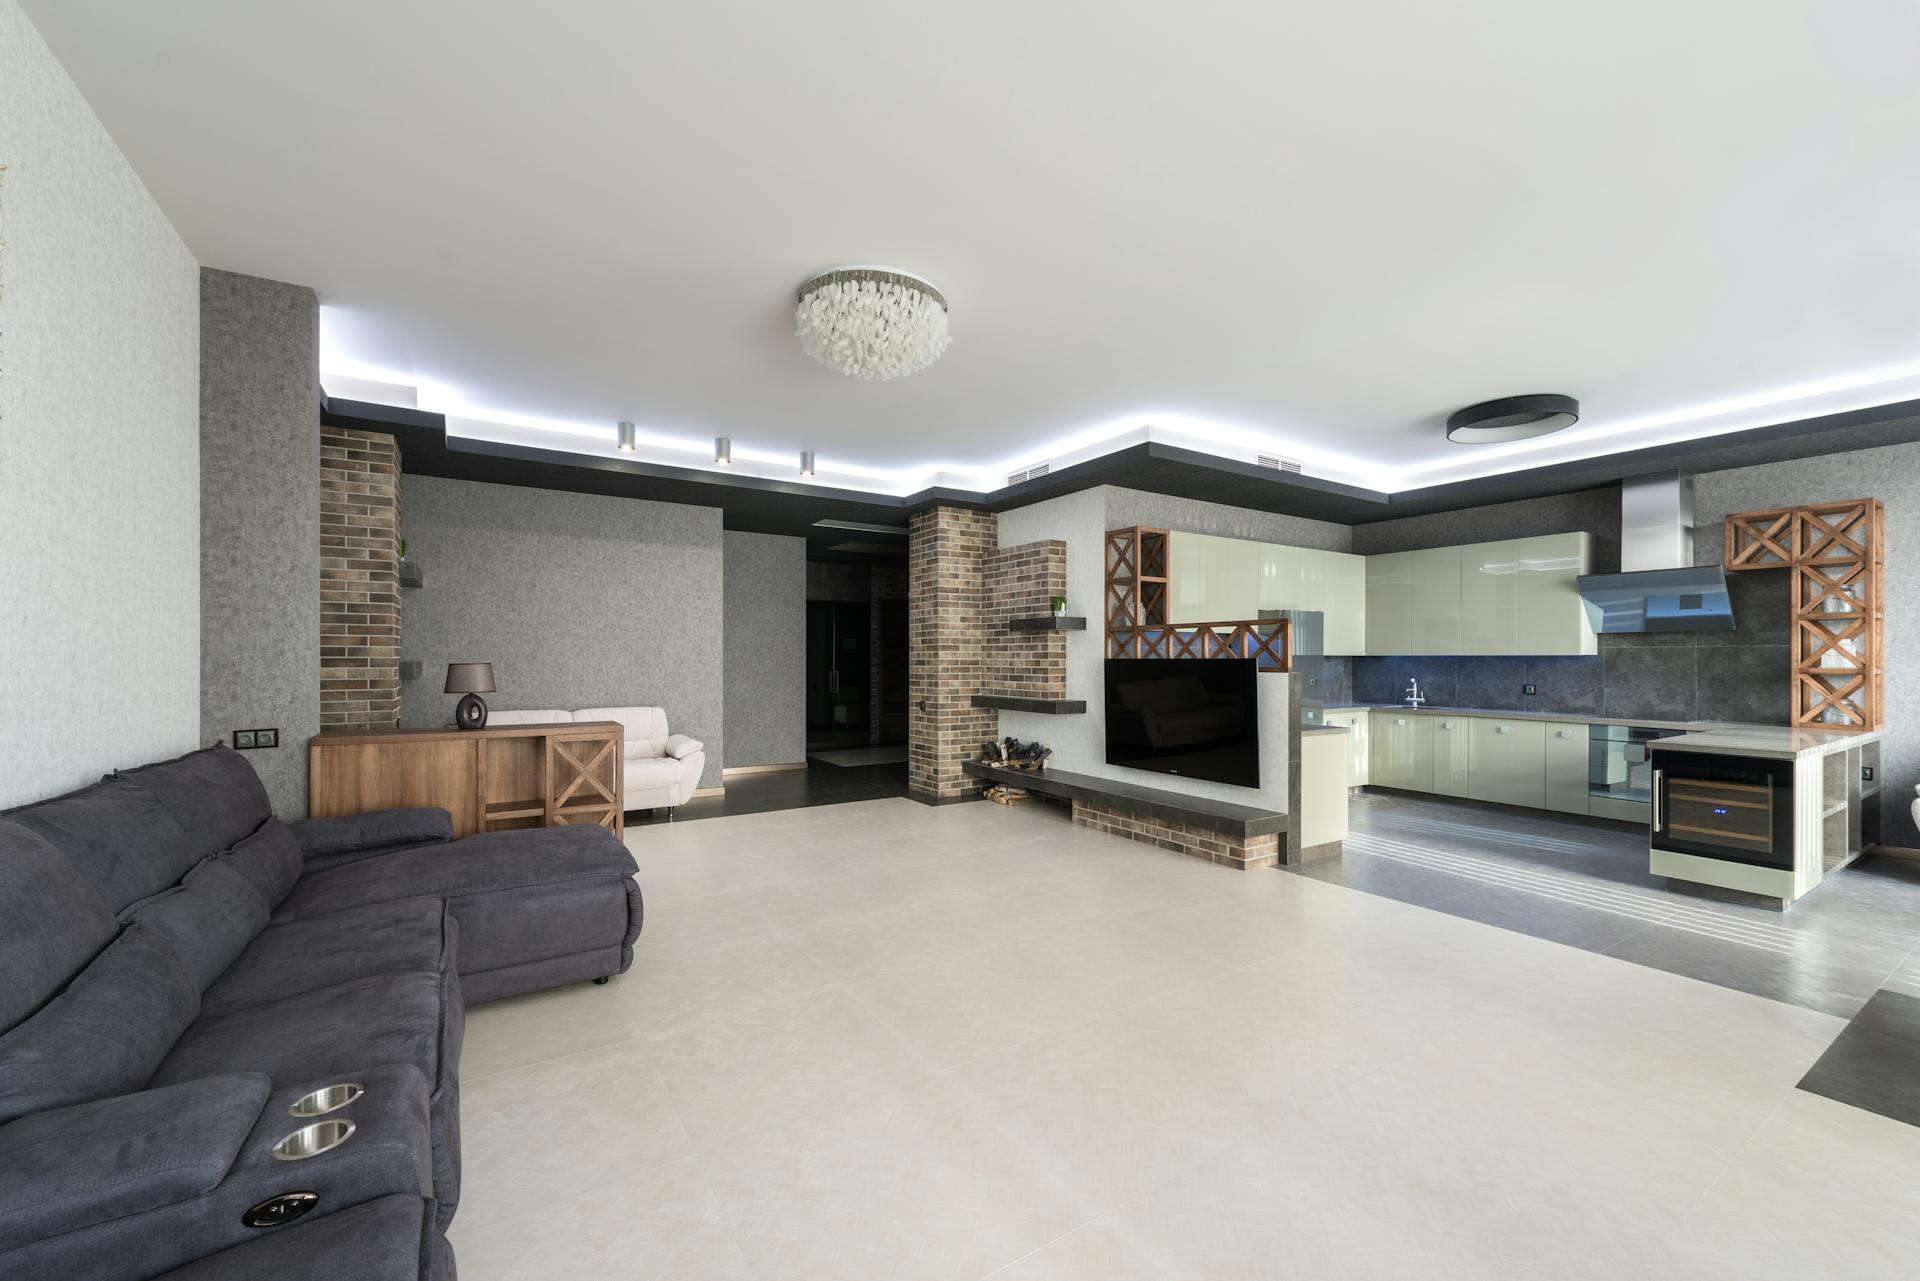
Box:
[1576,473,1735,633]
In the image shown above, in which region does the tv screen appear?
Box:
[1105,658,1260,789]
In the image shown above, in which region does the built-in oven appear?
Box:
[1651,750,1795,870]
[1589,724,1685,807]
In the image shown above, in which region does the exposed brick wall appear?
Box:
[983,539,1068,701]
[1072,800,1281,871]
[870,564,909,745]
[908,506,998,799]
[320,428,401,728]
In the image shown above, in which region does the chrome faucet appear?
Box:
[1404,677,1426,708]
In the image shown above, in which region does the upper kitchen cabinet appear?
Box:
[1458,532,1596,656]
[1366,546,1462,655]
[1168,532,1259,624]
[1259,545,1367,655]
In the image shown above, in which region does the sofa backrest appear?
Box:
[487,709,575,727]
[1,745,270,916]
[0,822,119,1036]
[575,706,670,760]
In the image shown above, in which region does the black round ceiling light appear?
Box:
[1445,394,1580,444]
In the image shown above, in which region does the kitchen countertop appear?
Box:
[1649,726,1885,760]
[1321,704,1783,734]
[1301,725,1350,737]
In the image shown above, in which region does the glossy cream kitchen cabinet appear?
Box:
[1468,717,1546,809]
[1459,532,1596,656]
[1321,709,1369,786]
[1168,532,1258,625]
[1544,724,1591,815]
[1430,717,1475,798]
[1369,711,1433,793]
[1365,546,1463,656]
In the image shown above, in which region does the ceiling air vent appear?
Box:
[1256,454,1303,474]
[1007,461,1051,486]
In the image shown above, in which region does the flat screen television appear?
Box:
[1105,658,1260,789]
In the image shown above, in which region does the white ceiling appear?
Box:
[25,0,1920,495]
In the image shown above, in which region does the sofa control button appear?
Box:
[243,1192,318,1228]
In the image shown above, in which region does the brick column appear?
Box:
[320,428,402,729]
[908,506,998,801]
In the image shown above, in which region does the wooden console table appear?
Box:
[310,722,625,840]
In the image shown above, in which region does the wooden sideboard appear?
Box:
[310,722,625,840]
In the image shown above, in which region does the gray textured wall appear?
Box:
[400,477,726,788]
[1694,442,1920,848]
[199,270,320,818]
[0,3,202,808]
[724,531,806,767]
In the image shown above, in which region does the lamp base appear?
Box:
[455,693,489,731]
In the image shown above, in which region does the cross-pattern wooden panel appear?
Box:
[1104,526,1168,658]
[546,731,624,836]
[1723,499,1883,731]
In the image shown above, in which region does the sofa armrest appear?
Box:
[291,807,452,860]
[664,734,703,760]
[0,1074,270,1251]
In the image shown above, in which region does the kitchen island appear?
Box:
[1649,727,1883,908]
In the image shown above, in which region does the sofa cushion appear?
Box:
[151,971,453,1100]
[276,825,638,923]
[294,808,453,862]
[217,818,303,910]
[625,756,685,790]
[114,745,272,856]
[143,1193,429,1281]
[123,860,268,994]
[0,923,200,1123]
[575,705,670,759]
[200,896,456,1021]
[485,709,574,727]
[664,733,702,760]
[2,774,199,915]
[0,1073,271,1252]
[0,821,119,1034]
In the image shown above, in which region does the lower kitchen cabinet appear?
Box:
[1369,712,1433,793]
[1468,717,1545,809]
[1321,709,1369,786]
[1431,717,1474,798]
[1544,724,1590,815]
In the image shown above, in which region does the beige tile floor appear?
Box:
[450,799,1920,1280]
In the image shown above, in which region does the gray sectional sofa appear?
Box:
[0,744,643,1280]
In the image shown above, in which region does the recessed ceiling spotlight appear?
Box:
[615,420,636,452]
[799,450,816,476]
[714,436,731,466]
[1446,394,1580,444]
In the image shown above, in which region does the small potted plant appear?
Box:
[1050,594,1068,617]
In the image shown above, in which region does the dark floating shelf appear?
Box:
[1009,615,1086,632]
[398,560,424,590]
[971,694,1087,715]
[398,660,423,682]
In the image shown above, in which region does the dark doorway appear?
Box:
[875,596,909,746]
[807,599,871,752]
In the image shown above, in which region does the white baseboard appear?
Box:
[722,761,807,777]
[692,785,726,798]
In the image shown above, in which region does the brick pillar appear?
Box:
[320,428,402,729]
[908,506,998,801]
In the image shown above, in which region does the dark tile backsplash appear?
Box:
[1346,563,1794,725]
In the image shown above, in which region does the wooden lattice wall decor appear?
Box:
[1725,499,1885,731]
[1103,527,1290,671]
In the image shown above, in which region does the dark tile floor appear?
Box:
[1293,791,1920,1129]
[626,757,908,826]
[1293,792,1920,1021]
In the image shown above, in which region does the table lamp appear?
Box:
[445,662,497,730]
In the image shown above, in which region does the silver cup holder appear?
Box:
[289,1083,363,1117]
[273,1119,356,1162]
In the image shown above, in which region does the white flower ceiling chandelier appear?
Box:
[795,267,951,381]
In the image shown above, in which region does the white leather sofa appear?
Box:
[487,706,707,816]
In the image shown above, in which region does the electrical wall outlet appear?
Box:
[234,730,256,748]
[231,728,280,750]
[1863,765,1875,782]
[1523,683,1537,696]
[257,729,278,748]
